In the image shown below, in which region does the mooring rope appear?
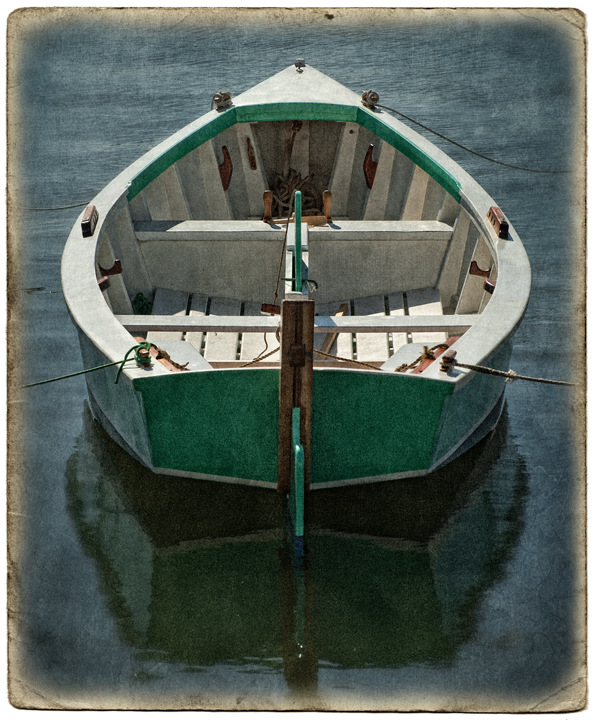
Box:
[22,342,152,388]
[444,359,575,386]
[393,343,450,373]
[375,103,570,175]
[20,201,91,211]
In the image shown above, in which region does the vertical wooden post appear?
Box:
[278,298,315,493]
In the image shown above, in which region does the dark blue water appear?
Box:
[9,9,585,712]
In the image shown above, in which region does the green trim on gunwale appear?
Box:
[125,102,462,203]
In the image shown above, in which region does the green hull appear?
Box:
[81,329,512,488]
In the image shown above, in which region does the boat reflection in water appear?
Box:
[66,402,528,703]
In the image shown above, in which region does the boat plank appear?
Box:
[185,293,209,355]
[407,287,447,346]
[363,142,397,221]
[147,288,189,343]
[401,166,430,221]
[352,295,390,362]
[387,291,408,354]
[240,301,280,362]
[314,301,351,360]
[203,297,242,361]
[456,235,493,315]
[234,123,268,219]
[117,313,477,334]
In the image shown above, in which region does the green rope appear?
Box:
[22,342,152,389]
[132,292,153,315]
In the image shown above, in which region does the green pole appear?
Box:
[294,190,302,292]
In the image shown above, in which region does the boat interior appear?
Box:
[96,119,498,370]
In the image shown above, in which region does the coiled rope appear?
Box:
[376,103,570,175]
[21,342,152,388]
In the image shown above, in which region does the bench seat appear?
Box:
[118,287,476,369]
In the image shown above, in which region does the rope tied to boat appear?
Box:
[393,343,450,373]
[22,342,153,389]
[439,354,575,387]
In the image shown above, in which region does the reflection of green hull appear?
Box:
[66,402,527,677]
[142,536,451,669]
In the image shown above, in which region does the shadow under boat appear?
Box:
[65,400,528,700]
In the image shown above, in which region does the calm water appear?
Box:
[9,8,585,712]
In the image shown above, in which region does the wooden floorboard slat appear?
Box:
[147,288,189,343]
[352,295,389,362]
[240,301,280,362]
[203,297,242,361]
[407,287,447,346]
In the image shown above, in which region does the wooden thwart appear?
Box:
[278,299,314,493]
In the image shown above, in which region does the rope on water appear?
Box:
[21,342,152,388]
[20,201,91,211]
[375,103,571,175]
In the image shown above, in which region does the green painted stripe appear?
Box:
[125,101,461,202]
[126,108,239,201]
[290,407,305,537]
[356,107,462,200]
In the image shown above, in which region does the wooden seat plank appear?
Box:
[240,302,280,362]
[203,297,242,361]
[407,287,447,345]
[185,293,208,355]
[352,295,390,362]
[314,301,351,361]
[118,313,476,334]
[387,291,408,355]
[147,288,189,343]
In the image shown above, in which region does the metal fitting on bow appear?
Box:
[211,91,233,112]
[361,90,380,109]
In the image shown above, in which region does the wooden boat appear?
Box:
[61,63,531,505]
